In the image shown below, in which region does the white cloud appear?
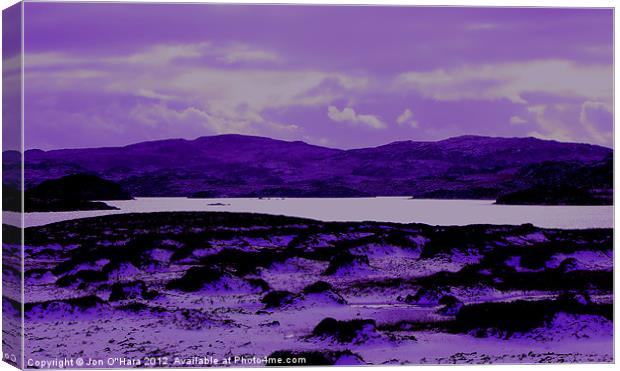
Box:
[23,42,376,143]
[525,105,574,142]
[128,102,299,138]
[119,43,208,66]
[327,105,386,129]
[101,56,367,134]
[219,44,280,64]
[509,115,528,125]
[111,42,282,66]
[25,42,366,116]
[328,106,356,122]
[25,52,87,68]
[27,42,282,69]
[396,108,419,128]
[524,102,612,147]
[465,22,498,30]
[134,89,173,101]
[396,60,612,105]
[169,68,347,110]
[26,43,369,140]
[396,109,412,124]
[579,101,613,145]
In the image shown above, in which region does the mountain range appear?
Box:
[3,134,612,202]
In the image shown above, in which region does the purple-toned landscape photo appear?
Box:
[2,3,613,367]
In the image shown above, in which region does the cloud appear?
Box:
[25,52,87,68]
[396,109,412,124]
[136,89,175,101]
[115,42,282,66]
[524,101,612,147]
[128,102,300,138]
[167,68,356,111]
[465,22,498,30]
[24,43,363,111]
[396,108,419,128]
[27,42,282,69]
[327,105,386,129]
[526,105,576,143]
[219,44,280,64]
[24,40,612,149]
[24,41,375,148]
[129,103,221,130]
[509,115,527,125]
[579,101,613,145]
[396,60,612,105]
[118,43,208,66]
[396,60,612,146]
[26,43,366,134]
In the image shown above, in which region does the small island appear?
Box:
[496,156,612,206]
[23,174,132,212]
[496,186,612,206]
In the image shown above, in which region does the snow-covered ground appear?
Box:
[14,211,613,366]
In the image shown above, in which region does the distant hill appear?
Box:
[496,155,612,205]
[3,134,612,204]
[22,174,132,212]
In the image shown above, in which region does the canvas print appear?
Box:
[2,2,614,368]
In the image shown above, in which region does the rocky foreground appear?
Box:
[10,212,613,366]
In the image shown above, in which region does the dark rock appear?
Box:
[261,291,299,309]
[246,278,271,292]
[558,258,579,273]
[25,296,107,317]
[405,287,449,306]
[56,270,108,287]
[109,281,158,301]
[451,298,611,338]
[302,281,347,304]
[437,295,464,316]
[323,251,370,275]
[166,266,224,292]
[312,317,378,343]
[259,320,280,327]
[302,281,334,294]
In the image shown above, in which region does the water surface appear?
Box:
[6,197,613,229]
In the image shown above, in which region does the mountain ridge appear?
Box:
[3,134,612,201]
[19,133,612,154]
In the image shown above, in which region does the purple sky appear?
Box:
[20,3,613,150]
